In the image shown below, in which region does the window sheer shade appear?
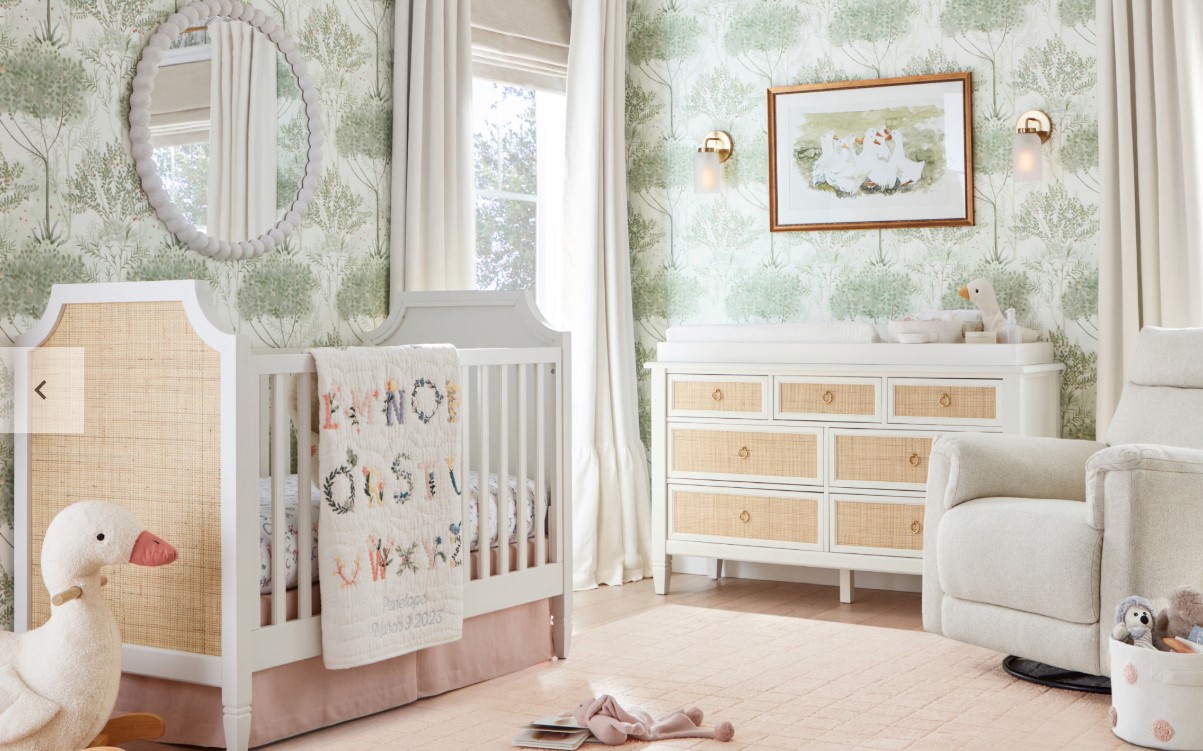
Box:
[472,0,569,92]
[149,59,211,147]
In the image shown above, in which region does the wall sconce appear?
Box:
[1013,110,1051,182]
[694,130,733,194]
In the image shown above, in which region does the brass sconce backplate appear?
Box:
[1015,110,1052,144]
[702,130,734,162]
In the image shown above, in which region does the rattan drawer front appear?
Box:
[889,379,1000,425]
[671,488,820,547]
[670,375,767,418]
[833,498,925,555]
[669,426,821,483]
[776,377,880,422]
[832,432,933,488]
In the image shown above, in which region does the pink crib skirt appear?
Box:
[116,541,554,747]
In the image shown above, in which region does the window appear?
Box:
[155,143,209,231]
[472,78,565,292]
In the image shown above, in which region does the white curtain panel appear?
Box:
[390,0,475,295]
[207,20,277,242]
[1098,0,1203,436]
[543,0,652,590]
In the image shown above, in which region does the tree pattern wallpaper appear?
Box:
[0,0,1100,629]
[625,0,1099,447]
[0,0,394,628]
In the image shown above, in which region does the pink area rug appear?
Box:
[206,604,1124,750]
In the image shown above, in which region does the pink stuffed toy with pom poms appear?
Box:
[569,695,734,744]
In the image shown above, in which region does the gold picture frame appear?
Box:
[767,72,974,232]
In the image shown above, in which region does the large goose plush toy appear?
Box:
[0,501,177,751]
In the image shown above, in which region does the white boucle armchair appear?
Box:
[924,326,1203,678]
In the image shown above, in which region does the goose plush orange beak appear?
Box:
[957,286,970,301]
[130,531,178,567]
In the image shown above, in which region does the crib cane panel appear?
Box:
[29,301,223,657]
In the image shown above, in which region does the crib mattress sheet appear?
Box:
[258,472,548,594]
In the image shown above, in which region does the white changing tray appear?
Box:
[656,324,1055,368]
[666,322,881,344]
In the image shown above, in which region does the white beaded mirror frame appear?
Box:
[128,0,323,261]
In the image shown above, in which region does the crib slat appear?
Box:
[517,364,529,571]
[479,366,491,580]
[270,375,289,627]
[296,375,313,620]
[551,361,565,570]
[259,378,271,477]
[498,365,510,576]
[460,365,471,586]
[535,364,546,568]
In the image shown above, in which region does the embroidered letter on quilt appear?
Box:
[310,345,463,669]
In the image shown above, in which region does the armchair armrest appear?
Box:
[930,433,1104,509]
[922,432,1103,635]
[1086,444,1203,530]
[1091,443,1203,673]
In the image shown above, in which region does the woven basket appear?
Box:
[1111,639,1203,749]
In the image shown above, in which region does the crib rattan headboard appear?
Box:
[23,284,230,657]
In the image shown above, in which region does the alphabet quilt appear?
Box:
[310,345,463,669]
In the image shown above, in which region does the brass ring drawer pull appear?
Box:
[939,393,952,407]
[910,520,921,534]
[822,390,835,404]
[908,453,921,467]
[739,510,751,523]
[737,446,750,459]
[712,388,723,401]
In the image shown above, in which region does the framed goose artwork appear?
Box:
[767,72,974,232]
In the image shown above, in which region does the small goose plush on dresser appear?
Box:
[957,277,1039,343]
[0,501,177,751]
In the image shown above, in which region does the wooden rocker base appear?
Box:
[86,712,165,749]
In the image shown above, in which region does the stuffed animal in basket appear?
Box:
[570,695,734,744]
[0,501,178,751]
[1157,586,1203,647]
[1113,595,1160,650]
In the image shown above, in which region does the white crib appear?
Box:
[12,281,571,750]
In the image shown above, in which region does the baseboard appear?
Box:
[671,555,922,594]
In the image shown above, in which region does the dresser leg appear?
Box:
[706,559,723,580]
[840,569,856,604]
[652,558,671,595]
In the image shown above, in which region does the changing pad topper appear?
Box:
[666,322,881,344]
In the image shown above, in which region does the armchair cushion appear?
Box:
[930,433,1104,509]
[1086,444,1203,530]
[937,497,1102,624]
[1106,385,1203,449]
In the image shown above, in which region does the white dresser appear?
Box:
[647,339,1062,602]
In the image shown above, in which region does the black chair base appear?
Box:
[1002,655,1111,693]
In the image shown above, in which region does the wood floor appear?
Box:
[573,574,923,634]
